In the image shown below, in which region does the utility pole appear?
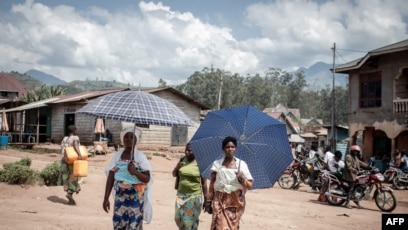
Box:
[217,70,223,110]
[331,43,336,152]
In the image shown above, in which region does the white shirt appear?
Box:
[328,158,344,173]
[296,144,303,153]
[323,151,334,164]
[211,157,253,193]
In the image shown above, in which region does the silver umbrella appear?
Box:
[76,90,194,127]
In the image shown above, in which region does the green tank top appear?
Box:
[177,159,202,195]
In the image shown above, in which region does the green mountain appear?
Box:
[9,71,138,95]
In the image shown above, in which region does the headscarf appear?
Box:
[120,126,142,145]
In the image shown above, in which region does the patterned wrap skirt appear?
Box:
[174,193,202,230]
[113,182,146,230]
[211,190,245,230]
[59,161,81,194]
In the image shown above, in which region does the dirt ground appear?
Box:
[0,144,407,230]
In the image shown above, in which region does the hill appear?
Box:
[25,69,66,86]
[294,62,348,89]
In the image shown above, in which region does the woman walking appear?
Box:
[59,125,83,205]
[173,143,208,230]
[103,127,152,229]
[204,136,253,230]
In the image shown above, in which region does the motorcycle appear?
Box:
[324,168,397,212]
[383,166,408,190]
[278,157,323,190]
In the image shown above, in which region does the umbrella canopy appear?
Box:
[190,105,294,189]
[1,108,9,133]
[94,118,105,134]
[76,91,194,127]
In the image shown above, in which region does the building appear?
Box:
[335,39,408,161]
[5,87,210,146]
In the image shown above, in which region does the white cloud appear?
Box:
[244,0,408,69]
[0,0,407,86]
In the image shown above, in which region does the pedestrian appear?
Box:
[204,136,253,230]
[342,145,370,209]
[307,144,323,193]
[399,149,408,172]
[322,145,334,170]
[58,125,83,205]
[103,127,153,229]
[295,143,305,158]
[173,143,208,230]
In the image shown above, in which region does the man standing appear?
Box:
[307,144,323,193]
[295,143,305,158]
[322,145,334,170]
[342,145,370,209]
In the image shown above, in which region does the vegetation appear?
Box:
[39,161,61,186]
[176,67,348,125]
[10,65,348,126]
[21,84,66,103]
[0,158,62,186]
[0,158,38,184]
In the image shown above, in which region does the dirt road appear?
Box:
[0,146,407,230]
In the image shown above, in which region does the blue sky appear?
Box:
[1,0,407,87]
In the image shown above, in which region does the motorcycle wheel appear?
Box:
[392,177,407,190]
[277,174,296,189]
[374,190,397,212]
[325,182,346,206]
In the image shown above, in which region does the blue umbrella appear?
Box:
[190,105,293,189]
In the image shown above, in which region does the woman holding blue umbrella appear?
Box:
[204,136,253,230]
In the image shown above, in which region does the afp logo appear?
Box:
[382,214,408,230]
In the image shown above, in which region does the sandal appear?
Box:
[66,194,76,205]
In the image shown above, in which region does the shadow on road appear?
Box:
[47,195,68,205]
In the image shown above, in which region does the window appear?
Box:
[360,71,381,108]
[136,124,150,128]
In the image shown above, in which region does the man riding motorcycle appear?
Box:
[343,145,371,209]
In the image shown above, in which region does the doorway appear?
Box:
[64,113,75,136]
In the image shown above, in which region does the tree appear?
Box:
[158,79,167,88]
[21,85,66,103]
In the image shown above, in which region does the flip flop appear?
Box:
[66,194,76,205]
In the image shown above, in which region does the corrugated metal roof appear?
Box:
[334,39,408,73]
[6,97,60,112]
[0,72,30,97]
[142,87,211,110]
[48,88,129,104]
[5,88,129,112]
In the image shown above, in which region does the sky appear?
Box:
[0,0,407,87]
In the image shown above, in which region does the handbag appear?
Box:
[64,146,88,164]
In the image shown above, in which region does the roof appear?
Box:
[322,124,349,130]
[0,72,30,98]
[300,132,317,138]
[6,88,129,112]
[264,111,300,134]
[289,134,305,143]
[263,103,301,119]
[334,39,408,73]
[47,88,129,104]
[142,87,211,110]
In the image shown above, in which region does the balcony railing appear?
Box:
[393,98,408,113]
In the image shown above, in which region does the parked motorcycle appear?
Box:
[324,168,397,212]
[392,169,408,190]
[383,165,408,190]
[278,157,323,190]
